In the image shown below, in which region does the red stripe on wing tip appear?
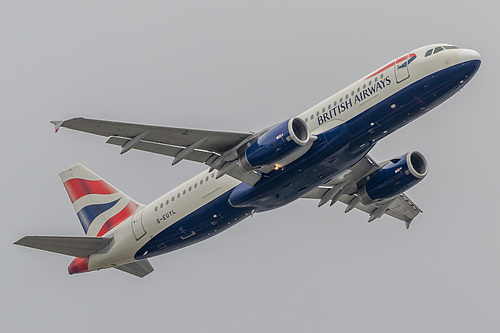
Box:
[96,201,139,237]
[63,178,118,203]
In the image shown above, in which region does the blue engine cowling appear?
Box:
[239,118,310,170]
[358,151,428,204]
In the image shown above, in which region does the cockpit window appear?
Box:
[434,46,444,54]
[426,45,458,57]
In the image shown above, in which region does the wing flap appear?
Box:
[384,193,422,221]
[14,236,113,258]
[106,136,261,185]
[337,193,421,222]
[114,260,154,278]
[106,136,214,164]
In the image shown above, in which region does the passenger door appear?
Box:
[394,53,410,83]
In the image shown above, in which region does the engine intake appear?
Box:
[240,118,310,170]
[358,151,428,204]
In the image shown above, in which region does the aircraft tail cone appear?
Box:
[68,257,90,275]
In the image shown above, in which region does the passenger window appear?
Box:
[183,190,186,195]
[369,80,372,86]
[189,186,192,192]
[374,77,378,83]
[305,118,308,123]
[206,176,209,181]
[334,101,337,106]
[363,84,366,89]
[380,73,384,79]
[310,115,313,120]
[357,87,360,93]
[434,46,444,54]
[351,91,354,96]
[345,94,348,100]
[155,207,158,212]
[194,183,197,189]
[166,200,169,205]
[316,111,319,116]
[425,49,432,57]
[172,196,175,202]
[340,97,343,103]
[160,203,163,208]
[328,104,331,109]
[200,180,203,185]
[177,193,180,198]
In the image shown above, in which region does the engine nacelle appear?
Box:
[239,118,310,170]
[358,151,428,204]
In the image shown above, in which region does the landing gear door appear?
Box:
[131,209,146,241]
[394,53,410,83]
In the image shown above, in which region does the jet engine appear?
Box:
[239,118,311,171]
[358,151,428,204]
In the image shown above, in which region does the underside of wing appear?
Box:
[53,117,263,185]
[54,117,251,153]
[302,154,423,228]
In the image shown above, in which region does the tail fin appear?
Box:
[60,163,142,236]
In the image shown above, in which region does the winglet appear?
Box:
[405,221,412,229]
[50,120,64,133]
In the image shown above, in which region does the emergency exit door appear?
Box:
[131,209,146,240]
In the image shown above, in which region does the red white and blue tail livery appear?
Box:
[16,44,481,277]
[60,164,142,237]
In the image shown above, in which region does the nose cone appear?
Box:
[459,49,481,63]
[68,257,89,275]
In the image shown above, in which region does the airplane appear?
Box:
[15,44,481,278]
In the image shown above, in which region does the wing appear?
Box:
[302,155,422,228]
[52,117,262,185]
[14,236,113,258]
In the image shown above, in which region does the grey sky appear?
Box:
[2,1,498,332]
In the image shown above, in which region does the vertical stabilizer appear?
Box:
[59,164,142,236]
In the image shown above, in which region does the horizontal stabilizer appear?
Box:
[14,236,113,258]
[114,260,154,278]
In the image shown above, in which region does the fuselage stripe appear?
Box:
[366,53,416,79]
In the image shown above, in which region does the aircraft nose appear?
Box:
[459,49,481,63]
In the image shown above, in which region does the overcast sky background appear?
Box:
[2,1,498,332]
